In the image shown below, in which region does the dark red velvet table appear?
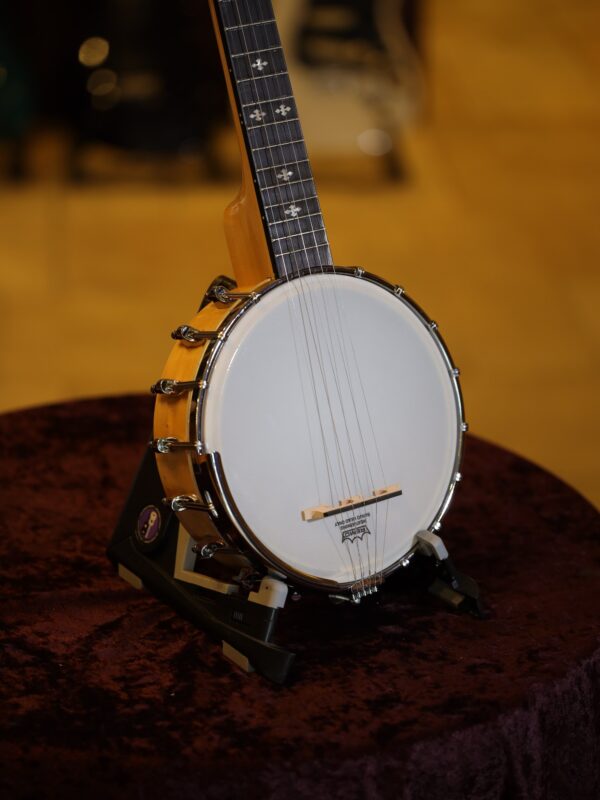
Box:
[1,396,599,800]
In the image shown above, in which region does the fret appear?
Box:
[261,188,318,209]
[251,138,305,153]
[275,243,330,258]
[273,228,327,246]
[261,192,318,212]
[231,45,282,59]
[252,144,309,173]
[223,18,276,31]
[237,75,292,105]
[255,159,310,172]
[268,211,323,225]
[224,23,280,56]
[262,177,313,192]
[271,226,326,243]
[268,218,326,245]
[272,231,329,256]
[247,121,303,149]
[268,214,327,241]
[219,0,276,28]
[223,19,275,29]
[282,246,332,273]
[241,94,293,109]
[237,70,288,84]
[246,111,299,128]
[246,116,300,132]
[259,181,317,208]
[264,194,319,211]
[276,246,332,274]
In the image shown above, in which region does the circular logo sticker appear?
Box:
[136,505,162,546]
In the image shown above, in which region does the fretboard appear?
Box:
[214,0,333,279]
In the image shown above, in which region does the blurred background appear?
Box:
[0,0,598,507]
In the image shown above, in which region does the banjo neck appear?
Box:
[211,0,333,280]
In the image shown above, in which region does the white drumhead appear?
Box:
[202,272,460,588]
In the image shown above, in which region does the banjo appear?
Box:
[150,0,466,606]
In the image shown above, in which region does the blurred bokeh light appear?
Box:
[78,36,110,68]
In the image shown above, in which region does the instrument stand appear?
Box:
[108,447,485,684]
[108,447,295,684]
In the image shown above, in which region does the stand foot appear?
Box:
[416,530,486,618]
[118,563,143,590]
[223,642,255,674]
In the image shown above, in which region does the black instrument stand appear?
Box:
[108,447,484,684]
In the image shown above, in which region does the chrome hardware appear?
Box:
[430,321,438,331]
[432,520,442,531]
[452,368,461,377]
[328,593,359,605]
[394,285,405,296]
[151,379,206,396]
[171,325,224,344]
[151,437,205,455]
[354,267,365,277]
[211,285,259,305]
[455,472,463,482]
[164,494,217,514]
[461,422,469,432]
[192,540,228,559]
[350,576,381,601]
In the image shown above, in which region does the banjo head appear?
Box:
[199,269,464,591]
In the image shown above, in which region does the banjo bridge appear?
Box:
[301,484,402,522]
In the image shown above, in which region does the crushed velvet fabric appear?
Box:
[1,395,599,800]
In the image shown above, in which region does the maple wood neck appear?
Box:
[213,0,333,279]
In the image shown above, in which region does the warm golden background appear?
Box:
[0,0,598,507]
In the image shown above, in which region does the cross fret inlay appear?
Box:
[216,0,332,277]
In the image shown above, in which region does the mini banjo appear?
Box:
[150,0,466,609]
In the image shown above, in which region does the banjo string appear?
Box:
[230,0,387,589]
[235,0,373,587]
[331,302,392,578]
[237,0,376,589]
[231,0,360,579]
[253,6,378,587]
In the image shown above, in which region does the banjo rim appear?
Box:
[189,267,466,591]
